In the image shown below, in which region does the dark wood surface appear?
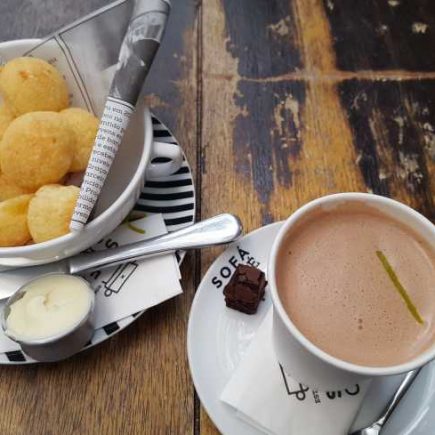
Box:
[0,0,434,434]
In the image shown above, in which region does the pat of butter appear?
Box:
[6,275,93,341]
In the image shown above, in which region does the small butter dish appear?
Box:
[1,273,95,362]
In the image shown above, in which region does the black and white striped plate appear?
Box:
[1,115,195,364]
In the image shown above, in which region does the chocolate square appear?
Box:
[223,264,267,314]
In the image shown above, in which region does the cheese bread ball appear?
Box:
[0,112,75,190]
[0,104,14,141]
[0,57,69,116]
[0,172,33,201]
[27,185,79,243]
[0,194,32,246]
[61,108,99,172]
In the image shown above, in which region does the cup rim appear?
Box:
[0,38,153,255]
[268,192,435,377]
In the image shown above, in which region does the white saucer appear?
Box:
[187,223,435,435]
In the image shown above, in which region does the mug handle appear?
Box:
[147,141,183,178]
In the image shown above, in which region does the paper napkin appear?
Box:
[221,309,370,435]
[0,214,182,352]
[83,213,181,328]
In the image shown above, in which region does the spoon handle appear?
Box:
[68,214,242,275]
[375,368,420,428]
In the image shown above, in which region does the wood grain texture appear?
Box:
[0,0,112,40]
[324,0,435,71]
[200,0,433,433]
[1,0,434,434]
[0,285,195,435]
[339,79,435,219]
[0,1,199,434]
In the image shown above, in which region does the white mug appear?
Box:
[268,193,435,390]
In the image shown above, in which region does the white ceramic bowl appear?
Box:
[0,39,183,267]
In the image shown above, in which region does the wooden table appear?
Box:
[0,0,433,433]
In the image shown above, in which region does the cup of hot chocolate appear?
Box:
[268,193,435,390]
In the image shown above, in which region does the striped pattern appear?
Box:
[0,114,195,365]
[134,117,195,232]
[138,166,195,230]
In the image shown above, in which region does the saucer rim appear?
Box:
[187,222,282,435]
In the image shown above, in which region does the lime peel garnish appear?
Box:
[126,221,145,234]
[376,250,424,325]
[122,214,146,235]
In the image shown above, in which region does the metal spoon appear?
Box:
[349,368,421,435]
[0,213,243,301]
[1,213,242,361]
